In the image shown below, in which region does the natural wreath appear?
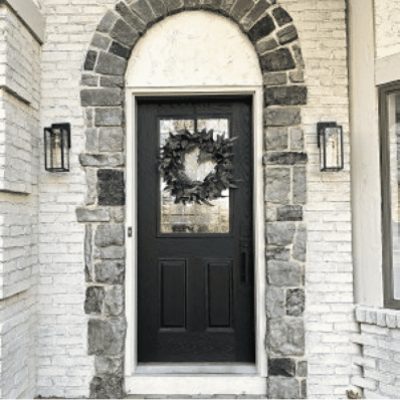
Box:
[159,128,238,205]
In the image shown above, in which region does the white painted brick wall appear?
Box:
[280,0,358,398]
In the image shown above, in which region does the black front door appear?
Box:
[137,97,254,363]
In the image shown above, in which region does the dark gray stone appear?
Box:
[81,74,98,87]
[104,285,124,316]
[286,288,305,316]
[277,205,303,221]
[277,25,298,45]
[264,107,301,126]
[267,222,296,246]
[95,107,123,126]
[266,285,285,318]
[293,44,305,69]
[98,169,125,206]
[265,127,288,151]
[248,14,275,43]
[265,167,290,203]
[84,50,97,71]
[257,37,278,54]
[129,0,156,25]
[268,260,301,286]
[85,286,105,314]
[100,76,125,88]
[95,224,125,247]
[81,88,122,107]
[266,246,290,261]
[272,6,293,26]
[264,152,307,165]
[79,153,124,167]
[165,0,185,14]
[115,1,146,33]
[85,225,93,282]
[230,0,254,22]
[265,86,307,106]
[95,52,127,76]
[110,18,139,47]
[109,41,130,59]
[146,0,167,19]
[90,374,124,399]
[184,0,201,9]
[99,127,124,152]
[88,317,126,356]
[260,48,295,72]
[95,356,123,375]
[91,33,111,50]
[97,10,118,33]
[293,167,306,204]
[201,0,223,11]
[269,358,296,377]
[263,72,287,86]
[268,377,300,399]
[241,0,271,31]
[300,379,307,399]
[95,261,125,284]
[85,128,98,152]
[76,207,111,222]
[269,317,305,356]
[95,246,126,260]
[293,224,306,262]
[297,360,307,377]
[220,0,235,14]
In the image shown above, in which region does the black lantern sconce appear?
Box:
[44,123,71,172]
[317,122,344,172]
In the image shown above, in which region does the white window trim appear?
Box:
[124,85,267,396]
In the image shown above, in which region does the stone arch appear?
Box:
[78,1,307,398]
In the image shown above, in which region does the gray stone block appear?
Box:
[264,152,307,165]
[115,1,146,32]
[201,0,223,11]
[76,207,111,222]
[265,86,307,106]
[293,224,306,262]
[81,88,122,107]
[88,317,126,356]
[264,107,301,126]
[95,246,126,260]
[91,33,112,50]
[166,0,185,14]
[272,6,292,27]
[81,74,98,87]
[85,128,98,153]
[263,72,287,86]
[79,153,124,167]
[95,261,125,284]
[230,0,254,22]
[289,70,305,83]
[241,0,271,31]
[265,167,290,203]
[110,18,139,47]
[95,224,125,247]
[95,356,123,375]
[289,127,304,150]
[297,360,307,377]
[267,222,296,246]
[292,44,305,69]
[84,50,97,71]
[109,41,130,59]
[146,0,167,19]
[257,37,278,54]
[293,167,306,204]
[100,76,125,88]
[277,25,298,45]
[104,285,124,316]
[286,288,305,316]
[95,52,127,75]
[268,260,301,286]
[266,285,285,318]
[85,286,105,314]
[95,107,123,126]
[266,246,290,261]
[85,225,93,282]
[269,317,305,356]
[265,127,288,151]
[98,169,125,206]
[268,377,300,399]
[248,14,275,43]
[129,0,156,25]
[277,205,303,221]
[111,207,125,223]
[261,48,295,72]
[220,0,235,14]
[90,374,124,399]
[269,358,296,377]
[97,10,118,33]
[99,127,124,152]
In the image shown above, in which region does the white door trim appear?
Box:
[124,85,266,396]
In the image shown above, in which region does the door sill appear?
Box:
[125,375,267,396]
[135,362,257,374]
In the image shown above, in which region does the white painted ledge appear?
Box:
[355,305,400,328]
[0,0,45,43]
[376,52,400,86]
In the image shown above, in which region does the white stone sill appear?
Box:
[355,305,400,329]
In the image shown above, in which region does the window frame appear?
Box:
[379,81,400,309]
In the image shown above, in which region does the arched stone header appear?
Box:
[78,1,308,398]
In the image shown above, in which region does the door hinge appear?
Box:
[127,227,133,238]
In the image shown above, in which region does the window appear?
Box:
[380,83,400,309]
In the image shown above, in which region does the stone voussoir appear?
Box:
[81,88,122,107]
[265,85,307,106]
[76,207,111,222]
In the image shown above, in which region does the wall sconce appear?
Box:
[44,123,71,172]
[317,122,344,171]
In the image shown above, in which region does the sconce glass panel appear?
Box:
[44,123,71,172]
[318,122,344,171]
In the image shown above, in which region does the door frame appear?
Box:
[124,86,266,395]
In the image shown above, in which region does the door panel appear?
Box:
[137,97,254,363]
